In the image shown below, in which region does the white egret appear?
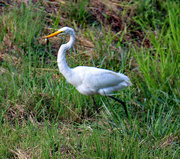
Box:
[44,27,132,117]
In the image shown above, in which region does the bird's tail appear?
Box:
[120,73,132,86]
[126,80,132,86]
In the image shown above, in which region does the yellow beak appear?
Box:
[44,30,64,38]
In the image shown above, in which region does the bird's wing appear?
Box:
[75,67,129,86]
[71,66,131,95]
[87,70,128,88]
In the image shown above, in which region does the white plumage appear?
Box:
[68,66,132,96]
[45,27,132,115]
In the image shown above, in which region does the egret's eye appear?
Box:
[45,38,49,45]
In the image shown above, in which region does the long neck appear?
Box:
[57,33,75,78]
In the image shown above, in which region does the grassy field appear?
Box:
[0,0,179,158]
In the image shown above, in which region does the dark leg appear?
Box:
[92,96,100,114]
[108,96,129,118]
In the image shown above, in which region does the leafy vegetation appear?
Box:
[0,0,179,158]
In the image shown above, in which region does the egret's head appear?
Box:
[44,27,75,39]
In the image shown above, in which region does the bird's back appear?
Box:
[70,66,132,96]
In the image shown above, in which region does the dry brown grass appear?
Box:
[0,0,151,68]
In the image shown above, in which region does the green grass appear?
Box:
[0,0,179,158]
